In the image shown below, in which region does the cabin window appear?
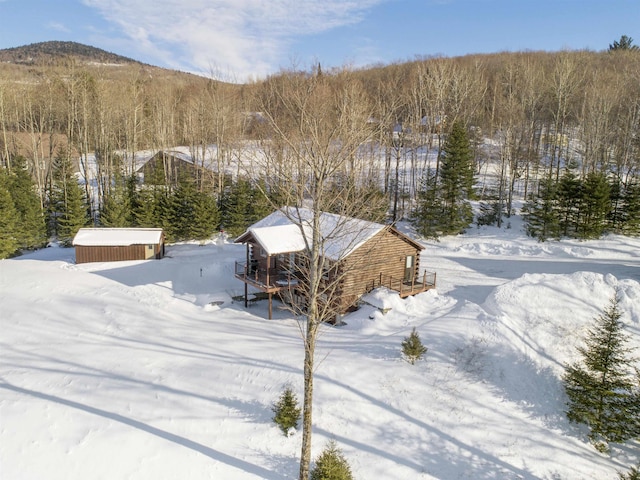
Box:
[260,247,267,258]
[147,244,154,250]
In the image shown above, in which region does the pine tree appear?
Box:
[563,294,638,450]
[402,327,428,365]
[556,167,582,237]
[164,176,197,241]
[133,183,166,229]
[0,173,19,258]
[100,179,132,228]
[607,177,625,234]
[578,172,610,239]
[438,121,475,234]
[476,185,505,228]
[618,464,640,480]
[49,156,90,246]
[190,189,220,241]
[310,440,353,480]
[412,167,444,238]
[523,178,560,241]
[621,180,640,236]
[609,35,639,51]
[272,386,302,436]
[220,178,252,237]
[5,157,47,250]
[248,178,274,225]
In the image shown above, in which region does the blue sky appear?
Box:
[0,0,638,81]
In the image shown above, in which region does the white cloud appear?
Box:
[81,0,385,81]
[47,22,71,33]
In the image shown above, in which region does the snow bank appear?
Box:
[1,232,639,479]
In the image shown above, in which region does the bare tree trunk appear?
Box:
[252,68,379,480]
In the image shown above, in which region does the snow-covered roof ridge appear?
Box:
[237,207,389,260]
[72,227,164,246]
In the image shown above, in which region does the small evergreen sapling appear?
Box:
[563,293,638,451]
[402,327,428,365]
[310,440,353,480]
[272,386,301,436]
[618,464,640,480]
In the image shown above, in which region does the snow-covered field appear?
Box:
[2,222,640,479]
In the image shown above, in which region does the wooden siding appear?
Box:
[75,243,163,264]
[335,228,422,312]
[234,224,431,318]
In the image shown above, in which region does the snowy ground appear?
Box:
[1,222,640,479]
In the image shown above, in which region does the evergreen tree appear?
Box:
[578,171,610,239]
[412,167,444,238]
[556,167,582,237]
[476,185,505,228]
[402,327,428,365]
[438,121,475,234]
[248,178,274,225]
[0,173,19,258]
[563,294,638,451]
[609,35,639,51]
[607,177,625,234]
[159,176,220,242]
[618,464,640,480]
[5,157,47,250]
[523,178,560,241]
[310,440,353,480]
[621,180,640,236]
[164,176,197,242]
[100,179,132,228]
[220,178,252,237]
[272,386,302,436]
[133,182,166,229]
[190,189,220,241]
[49,156,90,246]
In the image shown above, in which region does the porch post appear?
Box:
[266,254,271,286]
[245,243,250,307]
[268,292,273,320]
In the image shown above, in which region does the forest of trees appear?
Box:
[2,44,640,258]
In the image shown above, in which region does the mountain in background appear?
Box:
[0,41,141,66]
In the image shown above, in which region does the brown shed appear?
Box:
[72,228,165,264]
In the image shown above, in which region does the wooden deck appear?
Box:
[370,271,436,297]
[234,261,299,293]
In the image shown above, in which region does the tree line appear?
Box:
[2,44,640,256]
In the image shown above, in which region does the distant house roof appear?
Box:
[72,228,164,247]
[235,208,421,261]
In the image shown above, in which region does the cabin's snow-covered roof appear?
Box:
[236,208,386,261]
[249,224,307,255]
[72,228,164,247]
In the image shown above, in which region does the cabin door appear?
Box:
[404,255,415,282]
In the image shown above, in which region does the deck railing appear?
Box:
[234,261,299,290]
[372,270,436,297]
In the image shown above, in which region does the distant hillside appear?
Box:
[0,41,141,66]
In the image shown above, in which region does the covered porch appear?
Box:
[234,254,300,320]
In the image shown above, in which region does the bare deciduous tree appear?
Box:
[254,68,380,480]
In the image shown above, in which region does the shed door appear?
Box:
[404,255,415,282]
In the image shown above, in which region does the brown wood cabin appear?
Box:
[234,208,436,320]
[137,150,203,186]
[73,228,165,264]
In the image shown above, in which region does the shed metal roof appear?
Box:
[72,228,164,247]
